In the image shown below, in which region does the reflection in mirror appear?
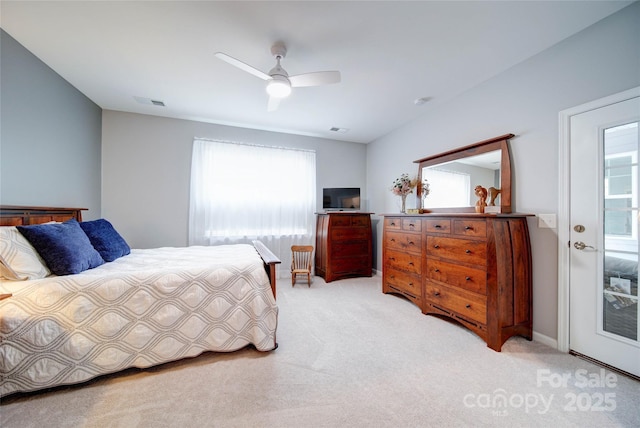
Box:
[415,134,513,213]
[422,151,501,208]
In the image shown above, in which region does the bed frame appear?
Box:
[0,205,281,298]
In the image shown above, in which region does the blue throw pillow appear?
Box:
[79,219,130,262]
[17,219,105,276]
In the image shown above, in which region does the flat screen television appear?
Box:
[322,187,361,210]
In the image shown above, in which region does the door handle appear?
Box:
[573,241,595,251]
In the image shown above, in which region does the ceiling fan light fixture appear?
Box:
[216,42,340,111]
[266,76,292,98]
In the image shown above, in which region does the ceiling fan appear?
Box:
[215,42,341,111]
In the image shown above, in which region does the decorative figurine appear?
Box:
[488,187,501,206]
[474,185,488,213]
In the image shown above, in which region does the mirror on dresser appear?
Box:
[382,133,532,351]
[414,134,514,213]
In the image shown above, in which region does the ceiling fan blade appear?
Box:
[289,71,341,87]
[267,96,282,112]
[214,52,270,80]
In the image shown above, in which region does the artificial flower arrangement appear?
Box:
[391,173,417,212]
[391,173,417,196]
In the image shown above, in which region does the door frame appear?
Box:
[558,86,640,353]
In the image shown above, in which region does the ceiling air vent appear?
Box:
[134,96,166,107]
[329,127,349,134]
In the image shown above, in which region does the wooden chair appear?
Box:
[291,245,313,287]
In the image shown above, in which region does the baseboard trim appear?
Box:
[533,331,558,349]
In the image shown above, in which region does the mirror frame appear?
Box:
[414,133,514,213]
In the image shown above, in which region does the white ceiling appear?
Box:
[1,1,633,143]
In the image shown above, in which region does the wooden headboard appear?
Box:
[0,205,86,226]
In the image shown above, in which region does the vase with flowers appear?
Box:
[391,173,417,213]
[420,179,430,209]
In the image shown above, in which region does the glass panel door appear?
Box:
[569,93,640,377]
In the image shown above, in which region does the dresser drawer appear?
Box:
[426,236,487,266]
[402,218,422,232]
[426,259,487,294]
[331,256,371,274]
[385,249,421,275]
[330,215,351,226]
[425,282,487,324]
[387,284,421,306]
[384,217,402,230]
[331,227,370,241]
[351,216,370,227]
[385,267,422,298]
[425,218,451,234]
[384,231,422,254]
[452,219,486,237]
[333,241,370,257]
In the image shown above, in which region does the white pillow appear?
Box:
[0,226,51,280]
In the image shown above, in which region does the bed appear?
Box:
[0,206,280,397]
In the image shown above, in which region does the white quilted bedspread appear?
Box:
[0,244,278,397]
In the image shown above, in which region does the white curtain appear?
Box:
[189,139,316,277]
[424,168,470,208]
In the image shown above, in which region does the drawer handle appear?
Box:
[408,241,415,245]
[465,249,471,254]
[408,282,414,286]
[409,223,415,227]
[434,245,440,249]
[434,268,440,273]
[434,291,440,296]
[408,262,414,266]
[465,304,471,309]
[465,276,471,281]
[390,275,395,279]
[390,222,396,226]
[465,226,474,230]
[390,257,396,261]
[390,238,396,242]
[434,224,442,229]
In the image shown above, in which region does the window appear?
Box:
[604,153,635,237]
[422,168,471,208]
[604,123,638,242]
[189,139,316,274]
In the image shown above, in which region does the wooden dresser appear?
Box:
[315,212,373,282]
[382,213,532,351]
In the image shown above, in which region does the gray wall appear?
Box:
[101,110,367,249]
[366,2,640,341]
[0,30,102,217]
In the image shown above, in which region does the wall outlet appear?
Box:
[538,213,557,229]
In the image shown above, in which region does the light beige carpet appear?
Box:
[1,275,639,427]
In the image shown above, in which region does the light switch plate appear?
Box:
[538,213,557,229]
